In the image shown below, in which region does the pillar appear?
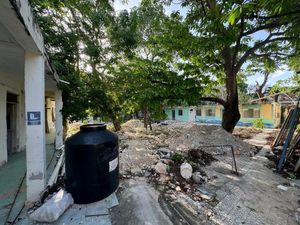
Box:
[24,52,46,202]
[0,86,7,166]
[55,90,63,149]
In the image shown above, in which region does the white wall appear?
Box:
[25,52,46,202]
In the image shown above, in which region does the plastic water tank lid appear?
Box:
[80,123,106,132]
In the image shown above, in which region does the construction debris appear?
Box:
[29,189,74,223]
[270,96,300,175]
[180,162,193,179]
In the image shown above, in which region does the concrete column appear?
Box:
[55,90,63,149]
[0,86,7,166]
[24,52,46,202]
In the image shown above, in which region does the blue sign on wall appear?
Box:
[27,111,41,125]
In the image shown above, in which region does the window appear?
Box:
[196,109,202,116]
[206,108,215,116]
[254,109,260,118]
[178,109,183,116]
[243,109,260,118]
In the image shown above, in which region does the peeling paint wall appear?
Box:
[13,0,44,53]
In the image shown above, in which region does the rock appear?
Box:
[192,172,204,184]
[295,211,300,223]
[131,168,142,176]
[161,159,173,165]
[154,162,167,175]
[180,162,193,179]
[175,186,181,192]
[184,184,190,190]
[157,148,172,159]
[169,183,176,190]
[165,176,171,182]
[277,184,288,191]
[197,187,213,200]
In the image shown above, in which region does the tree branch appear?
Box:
[252,52,288,57]
[200,0,207,16]
[242,21,289,37]
[236,35,296,71]
[199,97,227,106]
[247,9,300,20]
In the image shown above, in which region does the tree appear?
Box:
[109,3,206,128]
[159,0,300,132]
[246,56,278,100]
[31,0,123,131]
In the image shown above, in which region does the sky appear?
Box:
[113,0,294,87]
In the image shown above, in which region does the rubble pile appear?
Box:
[233,127,262,139]
[117,120,254,202]
[147,148,220,202]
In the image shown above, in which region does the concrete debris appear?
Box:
[180,162,193,179]
[192,172,205,184]
[111,121,300,225]
[175,186,181,192]
[277,184,288,191]
[29,189,74,223]
[155,162,168,175]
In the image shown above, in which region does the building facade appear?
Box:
[0,0,63,202]
[165,103,282,128]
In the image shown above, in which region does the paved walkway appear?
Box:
[0,145,58,224]
[208,131,299,225]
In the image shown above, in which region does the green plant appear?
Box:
[252,118,264,129]
[171,152,184,162]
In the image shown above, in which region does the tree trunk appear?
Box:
[111,115,121,131]
[222,71,241,133]
[148,110,152,131]
[143,107,148,129]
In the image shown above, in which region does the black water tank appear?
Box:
[65,124,119,204]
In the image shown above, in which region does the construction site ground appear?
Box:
[2,121,300,225]
[111,120,300,225]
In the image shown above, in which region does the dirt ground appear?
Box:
[111,120,300,225]
[117,120,256,175]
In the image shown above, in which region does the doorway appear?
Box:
[172,110,176,120]
[6,93,17,156]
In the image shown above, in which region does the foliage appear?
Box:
[171,152,184,162]
[108,3,207,127]
[252,118,264,129]
[31,0,300,132]
[157,0,300,132]
[31,0,124,129]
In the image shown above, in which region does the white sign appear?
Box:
[109,157,118,172]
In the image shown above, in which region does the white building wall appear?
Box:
[25,52,46,202]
